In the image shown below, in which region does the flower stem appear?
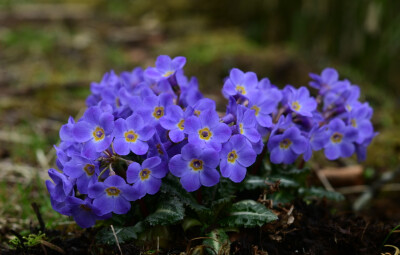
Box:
[98,165,110,181]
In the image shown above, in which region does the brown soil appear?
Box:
[1,199,399,255]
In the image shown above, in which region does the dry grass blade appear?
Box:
[0,130,33,144]
[382,245,400,255]
[40,240,66,254]
[110,225,123,255]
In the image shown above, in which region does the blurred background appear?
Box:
[0,0,399,230]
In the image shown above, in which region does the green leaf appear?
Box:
[217,178,237,197]
[241,175,267,190]
[299,187,344,201]
[203,229,230,254]
[96,222,144,245]
[221,200,278,228]
[145,197,185,226]
[269,176,299,188]
[182,218,202,232]
[160,176,208,212]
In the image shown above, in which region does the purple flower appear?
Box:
[147,132,169,161]
[88,175,137,215]
[268,126,308,164]
[348,103,373,144]
[236,105,261,143]
[309,67,341,95]
[113,114,155,155]
[222,68,258,98]
[54,142,76,170]
[342,85,361,112]
[323,118,358,160]
[184,109,232,151]
[355,132,377,162]
[220,135,256,183]
[247,88,282,128]
[138,93,174,126]
[126,156,167,199]
[169,143,220,192]
[322,80,357,111]
[303,125,329,161]
[270,115,293,137]
[63,156,100,194]
[66,197,111,228]
[120,67,144,92]
[59,117,76,142]
[176,70,203,107]
[90,70,121,96]
[73,107,114,159]
[144,55,186,82]
[98,86,132,118]
[191,98,216,116]
[46,168,74,202]
[286,86,317,117]
[49,197,72,216]
[159,105,187,143]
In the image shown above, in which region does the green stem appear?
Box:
[382,223,400,247]
[98,165,110,181]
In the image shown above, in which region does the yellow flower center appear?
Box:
[330,132,343,144]
[351,119,357,128]
[190,159,203,171]
[163,71,174,77]
[346,104,352,111]
[291,101,301,111]
[251,105,260,116]
[83,164,95,176]
[236,85,246,95]
[105,187,121,196]
[279,138,292,149]
[194,110,201,116]
[93,127,105,141]
[198,127,212,140]
[227,150,238,163]
[124,130,138,142]
[79,204,92,212]
[115,97,121,108]
[239,123,244,134]
[156,144,164,155]
[152,106,165,119]
[140,168,151,181]
[177,119,185,130]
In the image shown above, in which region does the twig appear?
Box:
[361,221,369,241]
[337,183,400,195]
[31,203,45,232]
[315,169,335,192]
[110,225,123,255]
[40,243,48,255]
[40,240,65,254]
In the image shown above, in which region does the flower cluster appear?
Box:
[47,57,376,228]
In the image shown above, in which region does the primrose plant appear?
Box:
[47,56,376,236]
